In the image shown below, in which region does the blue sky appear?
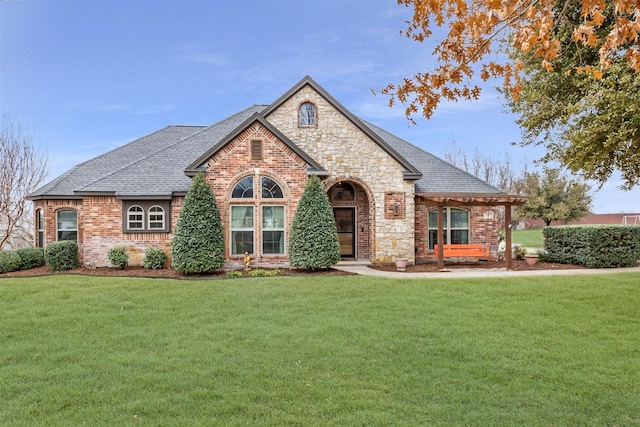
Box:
[2,0,639,214]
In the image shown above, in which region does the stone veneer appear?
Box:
[265,84,416,264]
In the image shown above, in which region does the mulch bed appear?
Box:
[0,265,353,279]
[1,259,585,279]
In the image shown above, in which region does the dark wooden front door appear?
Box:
[334,207,355,258]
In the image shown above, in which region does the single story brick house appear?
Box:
[30,76,523,268]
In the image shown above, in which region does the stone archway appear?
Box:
[324,177,374,261]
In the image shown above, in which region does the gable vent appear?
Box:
[250,139,263,160]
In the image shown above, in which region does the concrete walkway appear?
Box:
[334,262,640,279]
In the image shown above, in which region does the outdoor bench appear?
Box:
[433,244,490,258]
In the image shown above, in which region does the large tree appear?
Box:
[505,1,640,189]
[383,0,639,120]
[516,167,592,226]
[1,115,48,249]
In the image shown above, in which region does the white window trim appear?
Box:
[262,205,286,255]
[148,205,165,230]
[428,207,470,249]
[56,209,78,242]
[127,205,145,230]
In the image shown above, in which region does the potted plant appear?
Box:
[524,254,539,265]
[395,258,408,271]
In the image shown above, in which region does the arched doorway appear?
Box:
[327,180,372,260]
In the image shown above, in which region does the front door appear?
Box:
[334,207,355,258]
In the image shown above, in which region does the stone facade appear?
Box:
[265,85,416,264]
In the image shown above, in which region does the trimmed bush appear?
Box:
[16,247,45,270]
[143,247,167,270]
[107,246,129,269]
[172,172,225,274]
[0,250,21,274]
[45,241,80,271]
[543,225,640,268]
[288,175,340,269]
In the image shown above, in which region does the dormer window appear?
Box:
[299,102,316,126]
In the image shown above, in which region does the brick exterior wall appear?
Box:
[414,199,501,261]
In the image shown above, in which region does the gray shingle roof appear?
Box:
[362,120,503,195]
[31,82,504,199]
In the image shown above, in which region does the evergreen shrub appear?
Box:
[107,246,129,269]
[543,225,640,268]
[288,175,340,269]
[45,241,80,271]
[143,247,167,270]
[16,247,45,270]
[172,172,225,274]
[0,250,21,273]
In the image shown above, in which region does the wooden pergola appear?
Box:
[417,193,527,270]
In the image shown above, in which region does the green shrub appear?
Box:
[16,247,45,270]
[544,225,640,268]
[172,172,225,274]
[143,247,167,270]
[248,269,280,277]
[288,175,340,269]
[0,250,21,273]
[226,270,243,278]
[514,244,527,260]
[45,241,80,271]
[107,246,128,269]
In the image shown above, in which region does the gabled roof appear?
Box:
[184,112,327,176]
[262,76,423,180]
[30,77,511,201]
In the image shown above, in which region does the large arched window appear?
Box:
[299,102,316,126]
[230,175,285,256]
[56,209,78,242]
[428,208,469,250]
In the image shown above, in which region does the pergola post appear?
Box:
[505,205,513,270]
[437,205,445,270]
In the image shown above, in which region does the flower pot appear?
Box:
[395,258,408,271]
[524,254,539,265]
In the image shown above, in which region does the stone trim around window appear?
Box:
[122,200,171,233]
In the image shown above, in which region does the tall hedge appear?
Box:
[288,175,340,269]
[543,225,640,268]
[172,172,224,274]
[45,241,80,271]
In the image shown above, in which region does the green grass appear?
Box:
[1,274,639,426]
[512,228,544,248]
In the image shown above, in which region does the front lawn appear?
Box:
[512,228,544,248]
[1,274,639,426]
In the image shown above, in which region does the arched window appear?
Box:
[56,209,78,242]
[299,102,316,126]
[330,182,355,202]
[428,208,470,250]
[261,177,283,199]
[232,177,254,198]
[230,175,286,256]
[148,205,165,230]
[127,205,144,230]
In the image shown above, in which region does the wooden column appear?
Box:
[505,205,513,270]
[437,205,444,270]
